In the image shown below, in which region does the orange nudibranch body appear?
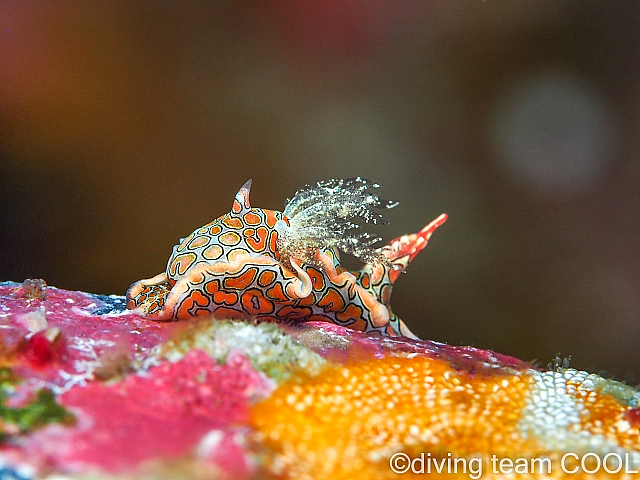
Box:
[127,178,447,338]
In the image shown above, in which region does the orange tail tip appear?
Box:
[384,213,448,280]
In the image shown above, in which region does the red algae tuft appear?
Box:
[626,407,640,428]
[18,330,67,369]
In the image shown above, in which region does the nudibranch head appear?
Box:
[126,178,447,338]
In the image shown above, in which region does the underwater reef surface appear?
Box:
[0,281,640,479]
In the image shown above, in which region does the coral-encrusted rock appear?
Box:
[27,349,269,474]
[1,282,640,480]
[0,282,271,478]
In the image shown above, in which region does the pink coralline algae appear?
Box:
[293,320,529,374]
[0,282,273,478]
[1,279,640,480]
[0,282,174,397]
[27,349,270,474]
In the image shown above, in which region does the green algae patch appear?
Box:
[0,367,74,436]
[159,318,326,382]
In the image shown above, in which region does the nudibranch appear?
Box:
[126,178,447,338]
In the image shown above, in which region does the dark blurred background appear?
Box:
[1,2,640,380]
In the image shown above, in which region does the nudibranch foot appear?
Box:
[126,178,447,337]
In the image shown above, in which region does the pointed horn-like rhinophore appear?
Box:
[231,179,252,215]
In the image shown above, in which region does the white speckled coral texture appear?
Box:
[520,369,640,465]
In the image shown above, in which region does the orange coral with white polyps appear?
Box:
[251,352,640,480]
